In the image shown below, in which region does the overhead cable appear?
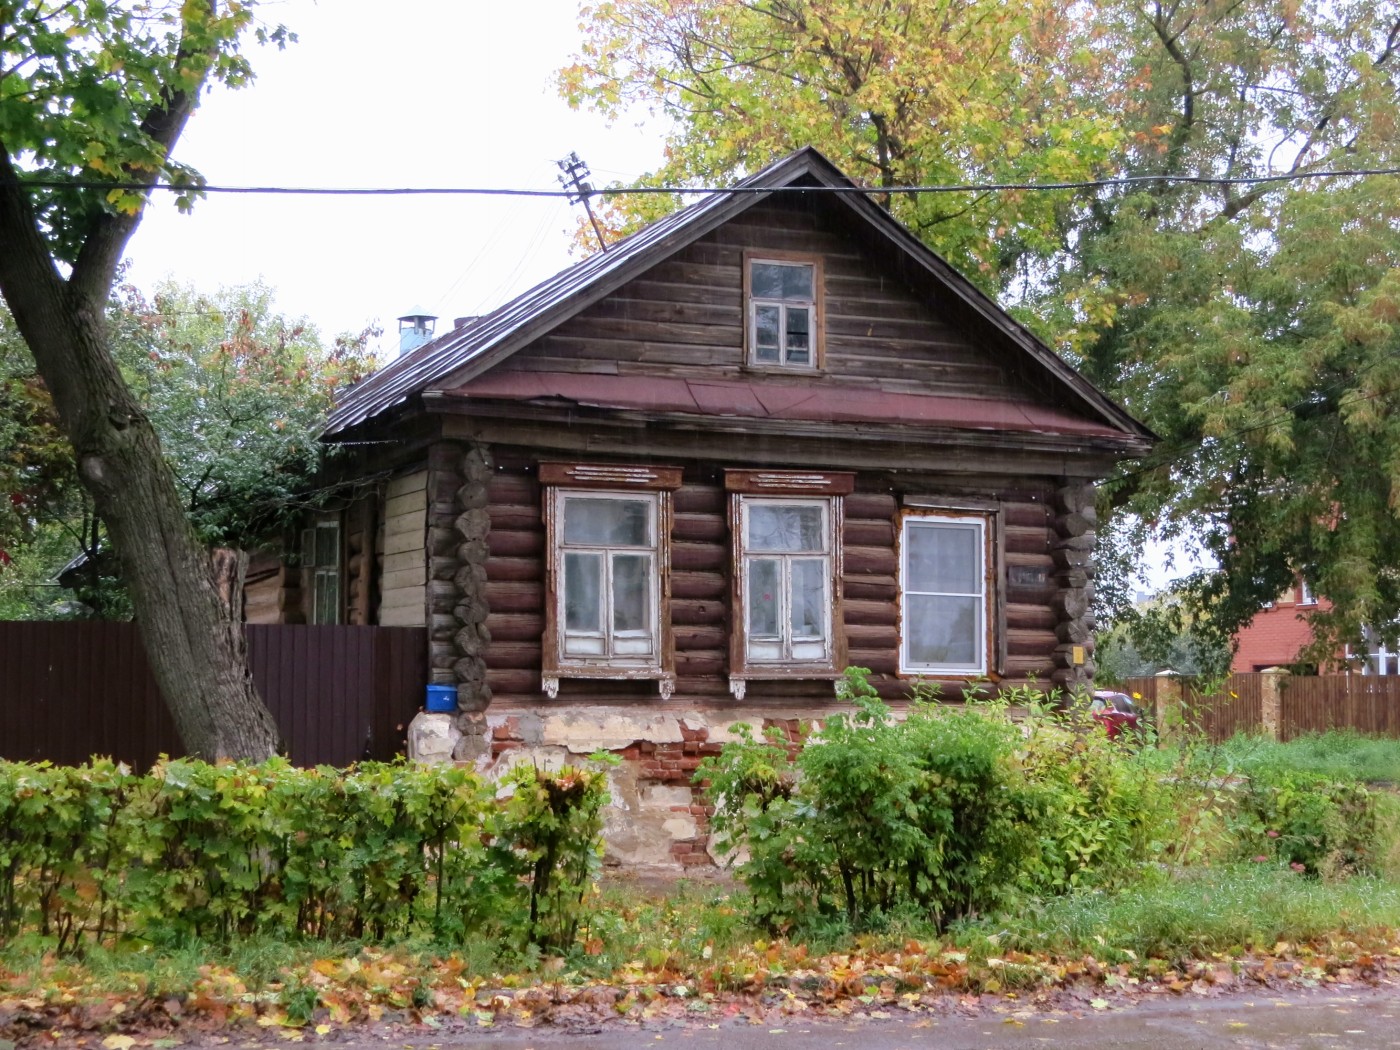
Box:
[8,166,1400,198]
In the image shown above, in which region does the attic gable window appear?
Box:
[746,256,822,369]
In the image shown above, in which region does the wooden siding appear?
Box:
[245,552,286,625]
[503,195,1041,406]
[482,456,1059,709]
[0,623,427,768]
[377,469,428,627]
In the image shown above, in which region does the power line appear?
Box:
[8,166,1400,198]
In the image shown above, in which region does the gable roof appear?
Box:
[325,147,1153,443]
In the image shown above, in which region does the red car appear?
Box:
[1089,690,1141,739]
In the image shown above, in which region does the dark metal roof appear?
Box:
[446,370,1133,440]
[324,147,1153,443]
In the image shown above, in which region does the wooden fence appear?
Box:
[0,622,428,769]
[1119,672,1400,742]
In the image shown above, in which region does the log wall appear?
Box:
[478,454,1069,711]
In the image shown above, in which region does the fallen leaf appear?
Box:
[101,1038,135,1050]
[1090,999,1109,1010]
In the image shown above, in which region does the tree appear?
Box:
[0,1,290,759]
[563,0,1400,661]
[0,282,374,620]
[558,0,1123,285]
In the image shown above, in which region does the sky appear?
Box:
[125,0,665,348]
[121,0,1205,594]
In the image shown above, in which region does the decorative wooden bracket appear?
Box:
[542,674,560,699]
[728,677,747,701]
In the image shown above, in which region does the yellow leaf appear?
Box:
[314,1024,331,1035]
[102,1038,136,1050]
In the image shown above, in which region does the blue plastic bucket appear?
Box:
[425,684,457,713]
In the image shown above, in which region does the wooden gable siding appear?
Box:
[479,454,1060,711]
[377,470,428,627]
[500,195,1039,405]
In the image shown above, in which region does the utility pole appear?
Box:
[557,152,609,253]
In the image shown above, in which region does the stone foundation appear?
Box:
[413,706,807,873]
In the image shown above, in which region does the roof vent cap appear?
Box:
[396,307,437,357]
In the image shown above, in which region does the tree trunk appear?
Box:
[0,1,280,762]
[1,277,280,761]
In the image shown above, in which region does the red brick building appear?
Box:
[1231,581,1323,673]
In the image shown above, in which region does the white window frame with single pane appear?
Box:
[899,513,990,677]
[541,472,677,699]
[745,254,822,370]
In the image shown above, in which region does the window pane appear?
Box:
[753,261,814,300]
[785,306,810,364]
[747,504,824,552]
[563,498,650,546]
[315,569,339,625]
[755,304,781,346]
[907,594,979,667]
[791,558,826,639]
[612,553,651,635]
[747,558,781,639]
[783,264,814,299]
[907,523,979,593]
[315,526,338,568]
[563,552,602,632]
[751,263,787,299]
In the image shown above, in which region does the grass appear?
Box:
[1214,730,1400,784]
[951,864,1400,963]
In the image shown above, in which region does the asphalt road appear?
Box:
[206,988,1400,1050]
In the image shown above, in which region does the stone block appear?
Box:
[662,815,699,840]
[406,712,461,766]
[539,709,684,751]
[640,784,693,809]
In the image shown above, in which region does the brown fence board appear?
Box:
[1118,672,1400,741]
[0,623,426,769]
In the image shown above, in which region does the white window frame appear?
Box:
[899,513,990,677]
[1299,579,1316,606]
[542,480,675,699]
[301,518,342,625]
[728,498,834,700]
[553,489,661,665]
[746,256,820,370]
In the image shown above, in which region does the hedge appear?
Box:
[0,757,608,953]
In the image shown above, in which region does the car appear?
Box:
[1088,690,1141,739]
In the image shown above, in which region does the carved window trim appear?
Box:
[541,463,680,700]
[897,509,996,678]
[743,251,825,372]
[726,470,850,698]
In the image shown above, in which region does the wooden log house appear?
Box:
[253,148,1154,867]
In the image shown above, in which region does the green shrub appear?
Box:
[702,669,1048,932]
[1231,767,1376,876]
[1018,715,1177,892]
[0,756,608,953]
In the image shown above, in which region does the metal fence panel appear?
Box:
[0,623,426,768]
